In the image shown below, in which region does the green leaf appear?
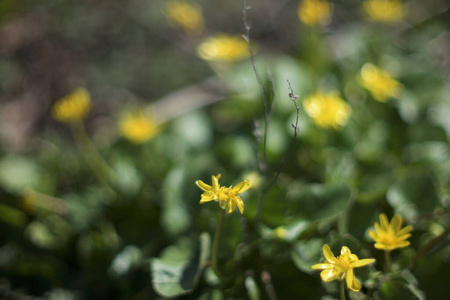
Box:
[378,278,425,300]
[0,155,41,193]
[151,233,211,298]
[387,171,439,219]
[291,238,324,273]
[245,276,260,300]
[288,184,351,221]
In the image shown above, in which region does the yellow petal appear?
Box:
[199,191,216,203]
[380,213,389,231]
[235,196,244,214]
[340,246,351,256]
[391,215,403,232]
[346,268,361,292]
[398,225,413,235]
[374,242,389,250]
[368,229,379,242]
[350,258,375,268]
[397,233,412,241]
[227,201,236,214]
[374,222,381,233]
[320,269,340,282]
[233,179,251,194]
[196,180,213,191]
[212,174,221,190]
[323,244,335,263]
[311,263,334,270]
[395,241,410,248]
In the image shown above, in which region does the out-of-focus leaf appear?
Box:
[245,275,260,300]
[199,289,223,300]
[162,168,190,236]
[173,110,212,150]
[151,233,210,298]
[287,183,351,221]
[0,155,41,193]
[25,216,71,249]
[0,204,26,227]
[113,159,142,197]
[378,277,425,300]
[108,245,142,278]
[387,171,439,220]
[291,238,324,273]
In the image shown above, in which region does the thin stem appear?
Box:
[70,121,116,187]
[212,209,227,283]
[385,251,392,273]
[340,280,346,300]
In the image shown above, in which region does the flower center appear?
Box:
[217,186,236,201]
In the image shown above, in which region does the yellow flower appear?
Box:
[368,213,413,251]
[52,88,91,123]
[297,0,333,26]
[196,174,251,214]
[303,91,351,129]
[358,63,402,102]
[312,244,375,292]
[197,34,250,62]
[274,226,287,239]
[166,0,204,35]
[363,0,406,23]
[118,110,159,144]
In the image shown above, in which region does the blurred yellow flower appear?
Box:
[52,88,91,123]
[197,34,250,62]
[166,0,204,35]
[119,110,159,144]
[303,91,351,129]
[368,213,413,251]
[274,226,287,239]
[196,174,251,214]
[297,0,333,26]
[363,0,406,23]
[312,244,375,292]
[358,63,402,102]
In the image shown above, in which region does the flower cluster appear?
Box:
[312,245,375,292]
[363,0,406,23]
[118,110,160,144]
[165,0,204,35]
[297,0,333,26]
[197,34,250,62]
[52,88,91,123]
[196,174,251,214]
[303,91,351,129]
[358,63,402,102]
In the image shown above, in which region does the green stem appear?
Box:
[340,280,346,300]
[385,250,392,273]
[70,121,116,186]
[212,209,227,283]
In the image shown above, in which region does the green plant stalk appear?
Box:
[385,250,392,273]
[340,280,346,300]
[70,121,116,186]
[212,209,227,283]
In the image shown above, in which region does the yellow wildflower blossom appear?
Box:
[358,63,402,102]
[197,34,250,62]
[312,244,375,292]
[303,91,351,129]
[166,0,204,35]
[196,174,251,214]
[368,213,413,251]
[119,110,159,144]
[274,226,287,239]
[52,88,91,123]
[297,0,333,26]
[363,0,406,23]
